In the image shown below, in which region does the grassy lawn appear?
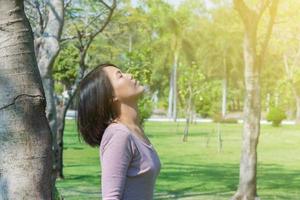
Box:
[56,120,300,200]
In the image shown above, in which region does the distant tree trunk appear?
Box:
[222,78,227,116]
[183,84,192,142]
[56,90,77,178]
[172,50,179,122]
[266,93,271,113]
[0,0,52,198]
[232,1,279,199]
[296,96,300,124]
[129,34,133,53]
[34,0,64,136]
[217,123,222,152]
[237,96,241,111]
[168,67,174,118]
[222,56,227,118]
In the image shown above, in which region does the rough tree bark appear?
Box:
[232,1,279,199]
[0,0,52,198]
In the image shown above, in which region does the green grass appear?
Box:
[56,120,300,200]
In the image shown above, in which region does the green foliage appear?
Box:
[48,0,297,121]
[53,44,79,91]
[123,49,154,124]
[267,107,287,127]
[194,80,222,118]
[124,50,153,85]
[138,95,153,126]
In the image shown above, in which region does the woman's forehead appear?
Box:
[103,66,119,74]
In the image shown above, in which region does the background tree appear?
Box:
[232,0,279,199]
[54,0,116,178]
[25,0,64,181]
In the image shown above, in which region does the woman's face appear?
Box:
[103,66,145,103]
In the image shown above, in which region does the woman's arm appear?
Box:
[100,128,134,200]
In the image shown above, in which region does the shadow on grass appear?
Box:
[57,155,300,200]
[155,162,300,199]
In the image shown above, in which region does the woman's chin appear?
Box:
[138,85,145,94]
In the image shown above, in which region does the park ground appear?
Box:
[56,120,300,200]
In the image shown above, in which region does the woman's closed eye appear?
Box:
[117,71,123,78]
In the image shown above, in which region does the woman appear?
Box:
[76,63,161,200]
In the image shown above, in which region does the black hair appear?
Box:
[76,63,118,147]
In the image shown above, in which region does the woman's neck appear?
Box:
[113,102,148,141]
[114,102,140,128]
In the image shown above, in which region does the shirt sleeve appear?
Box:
[100,127,134,200]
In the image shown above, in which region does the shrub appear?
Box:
[266,107,286,127]
[212,113,223,123]
[212,113,238,124]
[220,118,238,124]
[138,94,153,126]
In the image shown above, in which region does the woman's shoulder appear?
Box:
[104,123,130,136]
[100,123,132,145]
[100,123,136,154]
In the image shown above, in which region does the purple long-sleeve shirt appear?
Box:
[99,123,161,200]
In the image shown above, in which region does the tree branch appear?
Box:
[89,0,116,40]
[64,0,72,9]
[233,0,251,25]
[257,0,271,20]
[34,0,45,34]
[99,0,113,11]
[258,0,279,64]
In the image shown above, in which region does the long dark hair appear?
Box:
[76,63,118,147]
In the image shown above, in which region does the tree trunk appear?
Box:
[168,65,174,118]
[266,93,271,113]
[172,50,179,122]
[56,101,66,179]
[56,89,77,178]
[35,0,64,136]
[232,27,261,199]
[232,1,278,199]
[222,56,227,118]
[34,0,64,182]
[217,123,222,153]
[0,0,52,198]
[237,96,241,111]
[183,85,192,142]
[222,75,227,117]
